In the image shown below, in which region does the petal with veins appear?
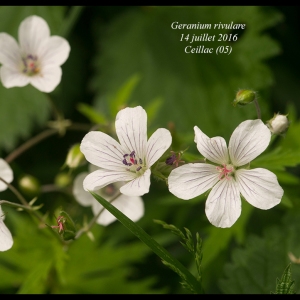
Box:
[205,178,241,228]
[92,194,144,226]
[0,33,22,69]
[194,126,229,165]
[83,169,134,192]
[120,169,151,196]
[0,206,13,252]
[168,163,220,200]
[229,119,271,167]
[235,168,283,209]
[80,131,125,171]
[18,15,50,55]
[0,66,30,89]
[146,128,172,168]
[0,159,13,192]
[115,106,147,160]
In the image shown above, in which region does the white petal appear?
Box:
[73,172,94,207]
[0,33,22,69]
[0,66,30,88]
[18,15,50,55]
[0,159,13,192]
[146,128,172,167]
[38,36,70,66]
[0,206,13,251]
[120,169,151,196]
[168,163,220,200]
[194,126,229,165]
[115,106,147,160]
[205,178,241,228]
[92,194,144,226]
[80,131,126,171]
[229,119,271,166]
[83,169,134,192]
[29,65,62,92]
[235,168,283,209]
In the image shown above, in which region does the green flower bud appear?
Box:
[64,144,85,169]
[18,174,41,197]
[267,113,289,136]
[233,89,256,107]
[55,172,72,188]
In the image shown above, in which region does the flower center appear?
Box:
[216,164,234,180]
[22,54,40,76]
[122,151,146,174]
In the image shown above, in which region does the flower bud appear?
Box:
[55,172,72,188]
[18,174,41,197]
[233,89,256,107]
[267,113,289,136]
[64,144,85,169]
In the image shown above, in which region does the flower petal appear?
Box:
[80,131,126,171]
[91,194,144,226]
[29,65,62,92]
[38,36,70,66]
[168,163,220,200]
[0,159,13,192]
[0,66,30,88]
[146,128,172,167]
[73,172,95,207]
[18,15,50,55]
[235,168,283,209]
[205,178,241,228]
[194,126,229,165]
[120,169,151,196]
[115,106,147,160]
[0,33,22,69]
[229,119,271,166]
[83,169,134,192]
[0,206,13,251]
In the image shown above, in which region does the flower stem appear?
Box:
[59,6,85,38]
[74,192,120,239]
[5,129,57,164]
[254,97,261,119]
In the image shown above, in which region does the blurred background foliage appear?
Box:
[0,6,300,294]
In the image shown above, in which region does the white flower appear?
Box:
[73,164,144,226]
[0,15,70,93]
[267,113,289,136]
[80,106,172,196]
[0,205,13,251]
[0,158,13,191]
[0,159,14,251]
[168,119,284,228]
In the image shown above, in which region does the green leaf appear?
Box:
[0,85,50,154]
[77,103,107,125]
[89,191,204,294]
[219,210,300,294]
[271,263,295,294]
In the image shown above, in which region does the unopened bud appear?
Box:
[64,144,85,169]
[233,89,256,107]
[55,172,72,188]
[267,113,289,136]
[18,174,40,197]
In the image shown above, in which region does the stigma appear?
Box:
[216,164,234,180]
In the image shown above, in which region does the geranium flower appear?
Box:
[0,159,14,251]
[73,164,144,226]
[168,119,284,228]
[80,106,172,196]
[0,205,13,251]
[0,15,70,92]
[0,158,13,191]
